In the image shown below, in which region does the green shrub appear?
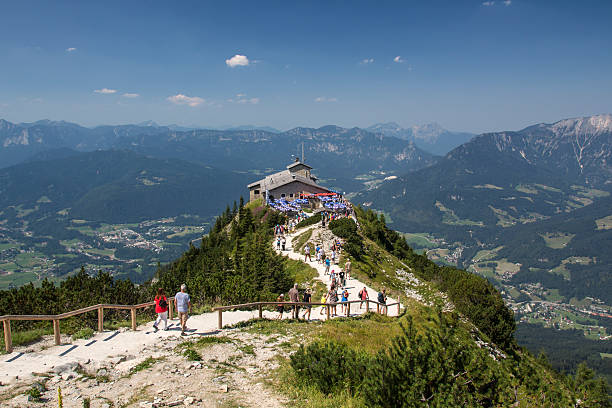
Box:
[290,340,369,395]
[25,383,44,402]
[296,213,321,229]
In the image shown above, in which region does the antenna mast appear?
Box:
[301,142,304,163]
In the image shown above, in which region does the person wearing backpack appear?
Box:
[377,289,387,314]
[153,288,169,332]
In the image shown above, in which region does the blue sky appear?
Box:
[0,0,611,133]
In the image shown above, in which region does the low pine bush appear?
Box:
[290,340,369,395]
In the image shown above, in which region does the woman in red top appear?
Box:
[153,288,169,332]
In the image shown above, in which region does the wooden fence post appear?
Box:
[217,310,223,329]
[169,299,174,320]
[377,303,380,314]
[326,305,330,320]
[346,302,350,317]
[385,304,388,316]
[53,319,61,345]
[258,304,263,319]
[3,319,12,353]
[97,307,104,332]
[366,299,369,312]
[131,308,137,331]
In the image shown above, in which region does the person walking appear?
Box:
[288,283,300,319]
[325,257,331,275]
[276,293,285,319]
[339,269,345,287]
[319,292,328,316]
[344,259,352,280]
[281,237,286,251]
[153,288,168,332]
[175,284,192,336]
[276,237,281,250]
[358,287,369,309]
[377,289,387,315]
[328,288,338,316]
[331,249,336,265]
[301,288,312,320]
[304,244,311,262]
[341,289,349,315]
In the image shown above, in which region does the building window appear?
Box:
[281,193,286,198]
[254,189,260,195]
[289,193,294,198]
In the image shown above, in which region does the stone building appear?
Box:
[247,159,331,202]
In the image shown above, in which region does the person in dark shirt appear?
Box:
[301,288,312,320]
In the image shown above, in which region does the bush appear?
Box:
[296,213,321,229]
[290,340,369,395]
[329,218,358,239]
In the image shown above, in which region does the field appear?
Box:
[540,232,575,249]
[403,233,438,249]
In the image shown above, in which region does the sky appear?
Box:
[0,0,611,133]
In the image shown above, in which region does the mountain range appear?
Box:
[0,120,436,192]
[366,121,475,155]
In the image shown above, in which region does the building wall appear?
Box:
[267,181,329,200]
[249,184,262,201]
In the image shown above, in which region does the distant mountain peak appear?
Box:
[549,114,612,136]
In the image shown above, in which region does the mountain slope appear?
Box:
[358,114,612,237]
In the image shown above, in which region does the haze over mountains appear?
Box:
[366,122,475,155]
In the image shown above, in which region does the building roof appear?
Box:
[287,161,312,170]
[248,169,329,193]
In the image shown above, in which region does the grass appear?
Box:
[0,326,53,353]
[239,344,256,355]
[72,327,95,341]
[195,335,233,346]
[540,232,575,249]
[274,360,367,408]
[183,348,202,361]
[292,228,313,253]
[130,357,163,374]
[402,233,437,249]
[595,214,612,230]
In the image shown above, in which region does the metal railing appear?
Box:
[0,298,175,353]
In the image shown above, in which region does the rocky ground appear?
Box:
[1,328,292,407]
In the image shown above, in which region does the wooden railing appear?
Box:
[0,298,174,353]
[213,299,402,329]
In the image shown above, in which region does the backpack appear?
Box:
[158,297,168,309]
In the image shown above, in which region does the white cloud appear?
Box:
[225,54,249,67]
[167,93,205,107]
[503,0,511,5]
[482,1,495,5]
[66,47,77,52]
[314,96,338,103]
[94,88,117,94]
[393,56,404,63]
[122,93,140,98]
[229,94,259,104]
[360,58,374,64]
